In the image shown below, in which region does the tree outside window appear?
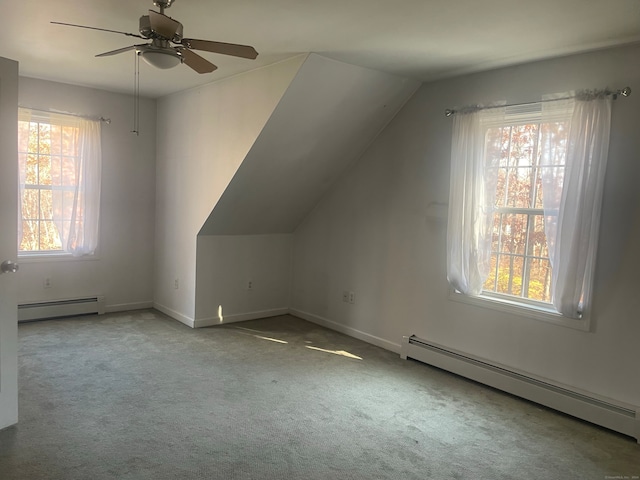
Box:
[482,120,569,304]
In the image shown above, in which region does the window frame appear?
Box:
[449,287,590,331]
[481,119,557,306]
[449,103,591,331]
[18,250,100,263]
[17,108,99,259]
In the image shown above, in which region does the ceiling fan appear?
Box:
[52,0,258,73]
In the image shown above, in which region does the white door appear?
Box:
[0,56,19,430]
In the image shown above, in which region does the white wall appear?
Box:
[154,56,306,325]
[195,234,292,326]
[291,44,640,407]
[17,77,157,312]
[194,56,418,325]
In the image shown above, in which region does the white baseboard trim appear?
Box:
[194,308,289,328]
[153,302,195,328]
[105,301,154,314]
[289,308,401,354]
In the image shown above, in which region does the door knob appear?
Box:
[1,260,19,274]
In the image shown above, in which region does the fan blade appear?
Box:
[51,21,145,39]
[181,48,217,74]
[148,10,180,39]
[96,45,145,57]
[181,39,258,59]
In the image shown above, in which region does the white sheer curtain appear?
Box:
[446,107,504,295]
[18,108,102,256]
[541,93,612,318]
[62,117,102,256]
[447,92,612,318]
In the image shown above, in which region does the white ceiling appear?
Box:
[2,0,639,98]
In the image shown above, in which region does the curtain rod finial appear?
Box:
[445,109,455,117]
[620,87,631,97]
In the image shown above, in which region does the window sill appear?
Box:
[18,252,100,264]
[448,289,591,332]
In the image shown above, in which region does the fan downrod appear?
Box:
[153,0,175,14]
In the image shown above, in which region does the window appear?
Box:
[447,92,613,326]
[481,111,569,307]
[18,108,102,257]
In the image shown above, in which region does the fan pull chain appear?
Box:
[132,51,140,136]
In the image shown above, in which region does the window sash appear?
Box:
[18,115,80,253]
[484,209,554,304]
[480,116,567,306]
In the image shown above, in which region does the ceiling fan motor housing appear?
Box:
[139,15,183,42]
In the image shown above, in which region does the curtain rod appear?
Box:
[18,105,111,124]
[444,86,631,117]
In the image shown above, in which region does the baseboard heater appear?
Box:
[18,296,106,322]
[401,335,639,442]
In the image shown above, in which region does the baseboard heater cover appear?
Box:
[18,296,106,322]
[401,335,639,441]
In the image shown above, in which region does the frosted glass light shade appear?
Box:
[141,50,181,69]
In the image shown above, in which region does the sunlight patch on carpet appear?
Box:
[305,346,362,360]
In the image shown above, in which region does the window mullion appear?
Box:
[521,214,535,298]
[493,212,503,293]
[530,122,541,208]
[496,207,544,215]
[507,250,515,294]
[503,126,514,208]
[504,126,515,295]
[523,123,541,300]
[35,123,41,251]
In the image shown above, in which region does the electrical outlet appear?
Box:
[348,291,355,304]
[247,280,253,290]
[43,277,52,289]
[174,278,179,290]
[342,291,349,302]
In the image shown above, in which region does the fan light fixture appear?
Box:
[140,49,181,69]
[52,0,258,75]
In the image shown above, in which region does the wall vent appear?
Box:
[401,335,639,442]
[18,296,106,322]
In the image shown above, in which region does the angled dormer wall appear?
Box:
[195,55,420,326]
[154,56,306,325]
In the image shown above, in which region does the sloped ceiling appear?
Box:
[2,0,639,97]
[199,54,420,235]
